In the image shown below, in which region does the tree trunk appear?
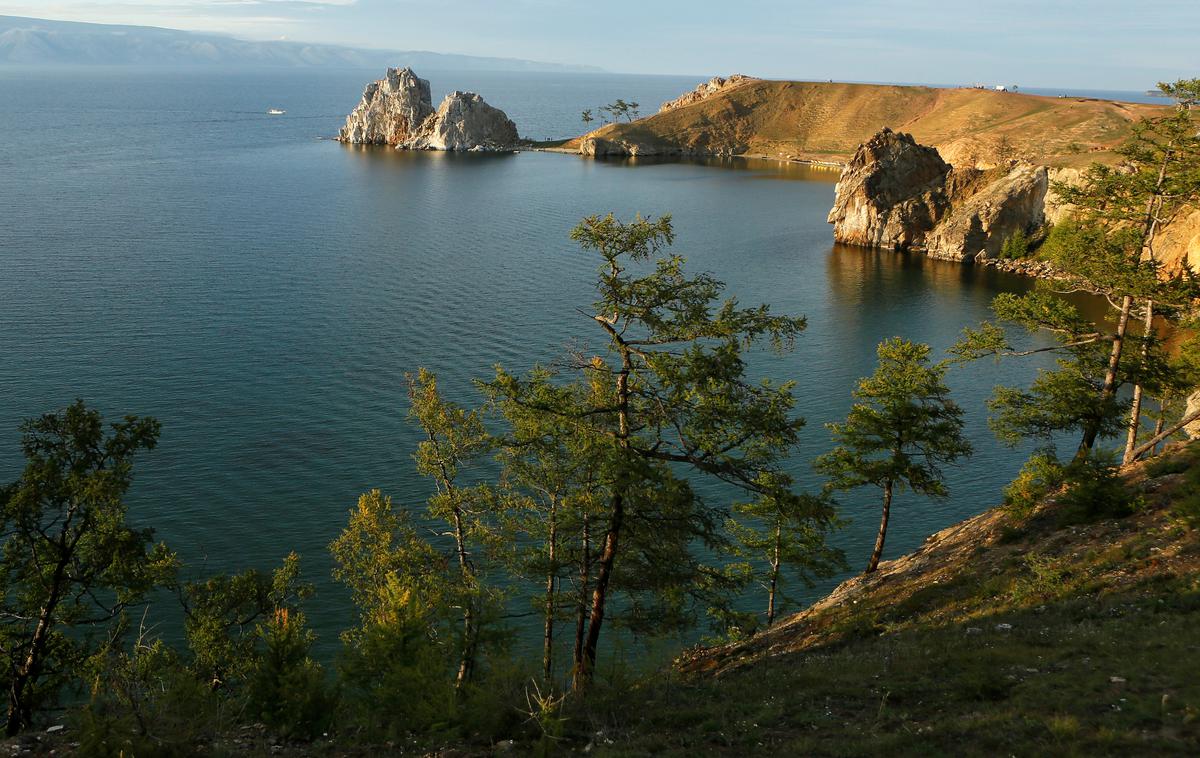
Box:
[1078,295,1132,459]
[571,514,590,692]
[1151,399,1168,456]
[451,508,476,689]
[1123,301,1156,464]
[542,498,558,684]
[866,481,893,574]
[576,342,632,690]
[579,493,623,688]
[766,524,781,628]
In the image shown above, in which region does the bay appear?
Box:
[0,67,1093,651]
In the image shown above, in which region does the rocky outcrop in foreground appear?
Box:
[827,128,1048,262]
[658,74,756,113]
[338,68,518,151]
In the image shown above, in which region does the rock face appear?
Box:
[827,128,1048,261]
[658,74,756,113]
[338,68,518,151]
[1186,390,1200,440]
[925,163,1049,261]
[825,129,951,250]
[407,91,519,151]
[338,67,434,145]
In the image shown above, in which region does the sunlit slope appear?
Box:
[566,80,1167,167]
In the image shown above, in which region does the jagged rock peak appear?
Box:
[338,67,434,145]
[408,91,520,152]
[826,128,952,251]
[659,74,757,113]
[338,69,519,152]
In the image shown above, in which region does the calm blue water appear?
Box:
[0,68,1092,652]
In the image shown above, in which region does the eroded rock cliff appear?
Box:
[338,68,518,152]
[658,74,756,113]
[338,67,434,145]
[407,91,519,151]
[828,128,1048,261]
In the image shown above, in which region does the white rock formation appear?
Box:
[338,67,433,145]
[338,69,518,152]
[407,91,519,151]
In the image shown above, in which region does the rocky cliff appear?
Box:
[338,68,518,152]
[658,74,756,113]
[827,128,1048,261]
[338,67,434,145]
[407,91,520,151]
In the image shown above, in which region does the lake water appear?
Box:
[0,67,1092,652]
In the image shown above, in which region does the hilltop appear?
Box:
[560,78,1168,168]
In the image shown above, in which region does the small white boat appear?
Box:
[267,108,286,115]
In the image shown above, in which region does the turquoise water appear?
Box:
[0,68,1086,649]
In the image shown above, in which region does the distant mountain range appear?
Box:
[0,16,603,72]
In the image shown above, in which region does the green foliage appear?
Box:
[1002,451,1066,518]
[817,339,972,571]
[0,400,178,734]
[1008,553,1070,604]
[334,591,458,739]
[726,483,845,627]
[955,85,1200,461]
[76,628,219,756]
[819,338,972,497]
[181,551,312,690]
[1056,453,1142,525]
[601,99,640,123]
[245,608,333,739]
[999,227,1031,259]
[486,212,826,683]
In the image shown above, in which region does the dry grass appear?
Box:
[564,80,1168,167]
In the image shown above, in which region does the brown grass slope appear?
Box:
[567,80,1167,167]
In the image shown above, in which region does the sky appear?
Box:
[2,0,1197,89]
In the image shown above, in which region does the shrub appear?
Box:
[245,608,335,740]
[1000,228,1031,259]
[1057,454,1141,524]
[1003,452,1066,518]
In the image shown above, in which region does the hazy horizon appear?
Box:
[1,1,1196,89]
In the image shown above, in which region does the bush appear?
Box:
[1000,228,1032,259]
[75,636,221,757]
[336,612,459,740]
[1003,452,1066,518]
[1057,454,1142,524]
[245,609,335,740]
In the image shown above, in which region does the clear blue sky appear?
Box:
[3,0,1197,88]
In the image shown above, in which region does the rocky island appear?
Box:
[338,67,519,152]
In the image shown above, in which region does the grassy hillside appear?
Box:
[576,443,1200,755]
[562,80,1168,168]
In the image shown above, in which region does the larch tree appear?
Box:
[725,476,844,628]
[406,369,496,689]
[485,213,835,690]
[817,339,972,574]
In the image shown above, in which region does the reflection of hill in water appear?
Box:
[823,244,1111,334]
